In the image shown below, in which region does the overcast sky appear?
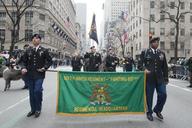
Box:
[74,0,105,40]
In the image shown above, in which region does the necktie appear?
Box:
[155,50,157,54]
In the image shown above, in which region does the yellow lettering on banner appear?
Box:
[74,106,128,113]
[73,107,97,112]
[64,75,139,82]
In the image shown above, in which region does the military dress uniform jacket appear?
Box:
[22,46,52,79]
[105,55,119,71]
[71,56,83,71]
[140,48,169,84]
[86,52,102,71]
[124,57,135,71]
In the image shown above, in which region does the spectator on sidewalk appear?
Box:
[185,57,192,88]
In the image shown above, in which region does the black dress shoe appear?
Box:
[154,112,163,119]
[34,111,41,118]
[27,111,35,117]
[146,113,153,121]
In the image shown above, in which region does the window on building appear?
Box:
[150,1,155,8]
[139,17,142,24]
[136,32,138,39]
[39,30,45,39]
[160,14,165,22]
[0,12,6,26]
[12,12,17,23]
[180,15,185,22]
[170,42,174,50]
[25,29,33,41]
[26,0,33,6]
[39,13,45,21]
[139,29,141,37]
[180,28,185,36]
[139,42,141,50]
[0,29,5,39]
[160,41,165,50]
[170,28,175,36]
[0,12,6,18]
[25,11,33,26]
[190,15,192,23]
[190,3,192,10]
[170,2,175,9]
[170,15,175,20]
[180,42,184,50]
[190,29,192,36]
[150,28,155,35]
[160,28,165,35]
[0,21,5,26]
[180,2,185,9]
[160,1,165,9]
[14,46,18,49]
[150,14,155,21]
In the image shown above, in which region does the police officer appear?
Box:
[85,46,102,71]
[21,34,52,118]
[105,48,119,72]
[140,37,169,121]
[71,52,83,71]
[186,57,192,87]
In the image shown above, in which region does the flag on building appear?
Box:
[121,11,128,21]
[121,29,129,44]
[89,14,98,44]
[65,16,70,27]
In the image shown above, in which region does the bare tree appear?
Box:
[158,0,192,63]
[106,20,128,58]
[0,0,35,59]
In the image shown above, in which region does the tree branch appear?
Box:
[0,0,15,24]
[19,0,35,18]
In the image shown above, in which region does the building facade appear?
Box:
[127,0,192,61]
[75,3,87,55]
[0,0,79,59]
[103,0,129,56]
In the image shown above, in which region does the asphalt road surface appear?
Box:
[0,66,192,128]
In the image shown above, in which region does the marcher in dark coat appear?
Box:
[105,48,119,72]
[85,46,102,71]
[71,53,83,71]
[140,37,169,121]
[185,57,192,87]
[21,34,52,118]
[124,52,135,72]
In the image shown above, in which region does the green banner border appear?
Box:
[56,71,146,116]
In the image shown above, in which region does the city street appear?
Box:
[0,66,192,128]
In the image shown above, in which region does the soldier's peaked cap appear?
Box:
[150,37,160,44]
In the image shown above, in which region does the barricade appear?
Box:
[168,64,189,80]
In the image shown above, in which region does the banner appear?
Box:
[57,71,146,116]
[89,13,98,44]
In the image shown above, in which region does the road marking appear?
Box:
[169,83,192,93]
[0,91,55,116]
[0,96,29,115]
